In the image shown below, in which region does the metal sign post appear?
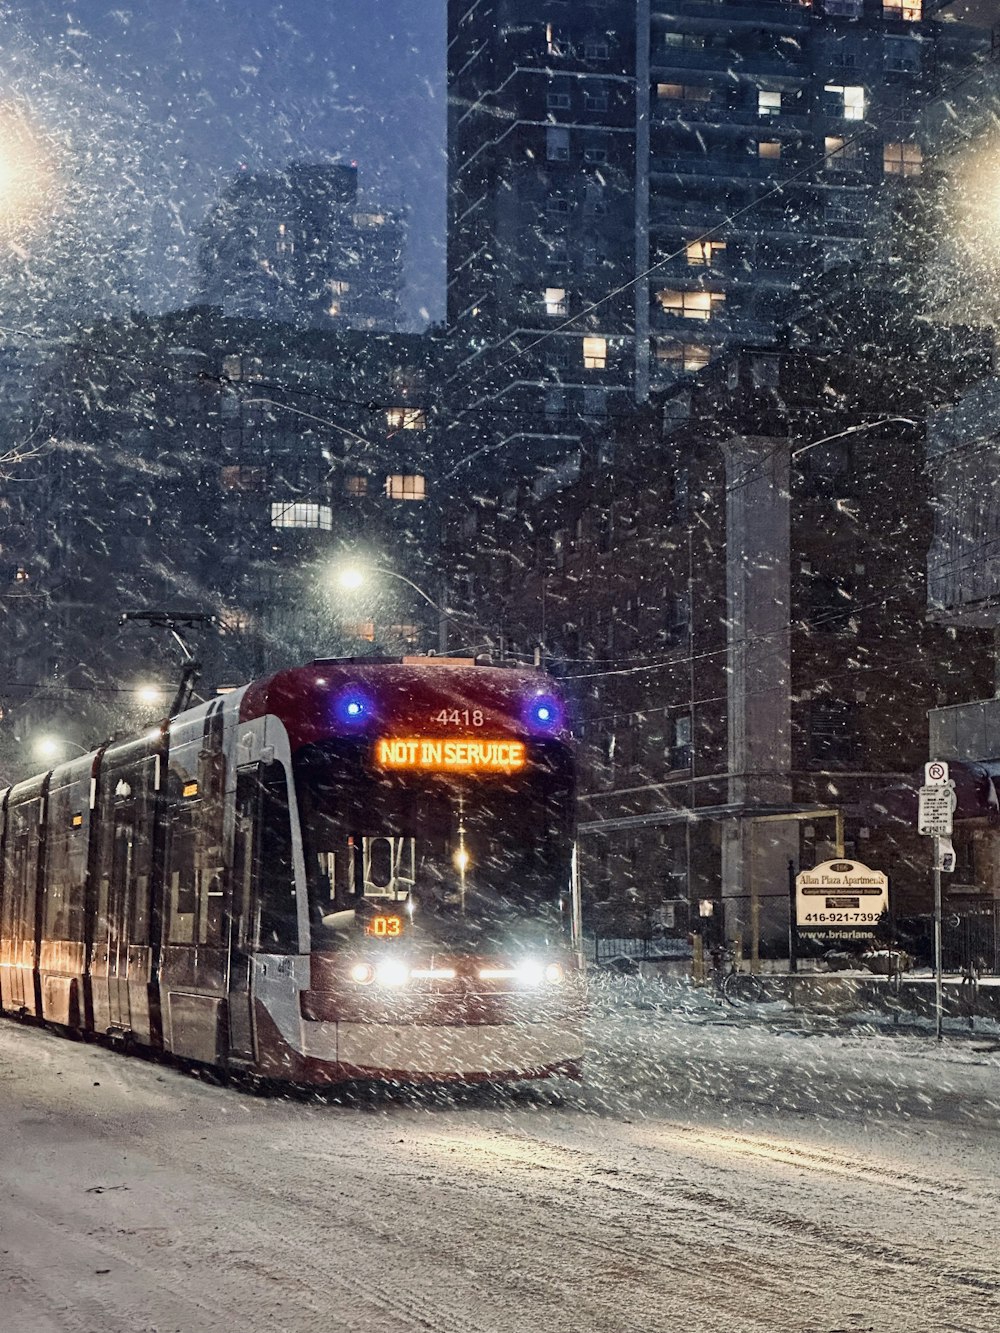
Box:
[933,836,943,1044]
[918,761,953,1044]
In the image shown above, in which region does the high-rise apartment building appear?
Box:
[199,163,405,332]
[446,0,985,475]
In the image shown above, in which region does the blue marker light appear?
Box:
[527,695,561,731]
[335,688,373,726]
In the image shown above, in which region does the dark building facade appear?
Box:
[445,0,987,479]
[446,319,993,951]
[199,164,405,333]
[0,308,442,778]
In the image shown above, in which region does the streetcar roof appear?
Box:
[239,659,570,752]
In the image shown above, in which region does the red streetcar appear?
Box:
[0,657,585,1085]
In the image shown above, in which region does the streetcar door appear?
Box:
[93,795,132,1034]
[107,803,134,1031]
[0,792,43,1017]
[227,765,258,1062]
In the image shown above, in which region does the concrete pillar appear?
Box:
[722,432,795,953]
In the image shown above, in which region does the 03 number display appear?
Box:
[365,915,403,937]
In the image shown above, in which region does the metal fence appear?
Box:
[593,935,691,966]
[942,903,1000,975]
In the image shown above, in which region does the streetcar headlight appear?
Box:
[375,959,410,988]
[544,962,565,985]
[516,959,546,988]
[350,962,375,985]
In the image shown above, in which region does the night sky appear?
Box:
[0,1,446,328]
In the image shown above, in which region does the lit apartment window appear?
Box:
[658,83,713,102]
[825,136,860,167]
[686,240,726,267]
[657,289,725,320]
[883,0,921,18]
[545,287,568,316]
[582,335,607,369]
[546,126,570,161]
[344,475,368,496]
[883,141,922,176]
[390,623,421,643]
[546,22,564,56]
[758,90,782,117]
[270,502,333,531]
[327,279,350,316]
[758,140,782,159]
[386,474,427,501]
[825,84,865,120]
[385,407,426,431]
[656,341,712,371]
[344,621,376,642]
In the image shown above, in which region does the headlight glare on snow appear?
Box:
[544,962,564,985]
[515,959,546,988]
[375,958,410,988]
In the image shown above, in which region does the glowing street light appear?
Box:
[333,561,440,609]
[337,566,366,593]
[135,684,165,708]
[34,735,88,762]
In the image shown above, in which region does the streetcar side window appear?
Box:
[43,786,87,942]
[2,799,42,951]
[163,765,227,948]
[166,802,198,945]
[255,762,298,954]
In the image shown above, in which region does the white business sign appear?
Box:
[795,859,889,938]
[917,783,955,837]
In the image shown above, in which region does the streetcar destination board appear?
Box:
[375,737,526,773]
[795,859,889,940]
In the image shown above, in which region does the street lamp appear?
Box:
[333,561,455,654]
[135,684,165,708]
[34,735,88,762]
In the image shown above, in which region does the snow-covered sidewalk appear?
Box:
[584,972,1000,1129]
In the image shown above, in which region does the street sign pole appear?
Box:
[933,835,943,1043]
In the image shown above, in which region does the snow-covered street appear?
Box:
[1,983,998,1333]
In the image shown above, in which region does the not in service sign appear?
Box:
[795,860,889,942]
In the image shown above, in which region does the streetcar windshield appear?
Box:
[294,739,574,951]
